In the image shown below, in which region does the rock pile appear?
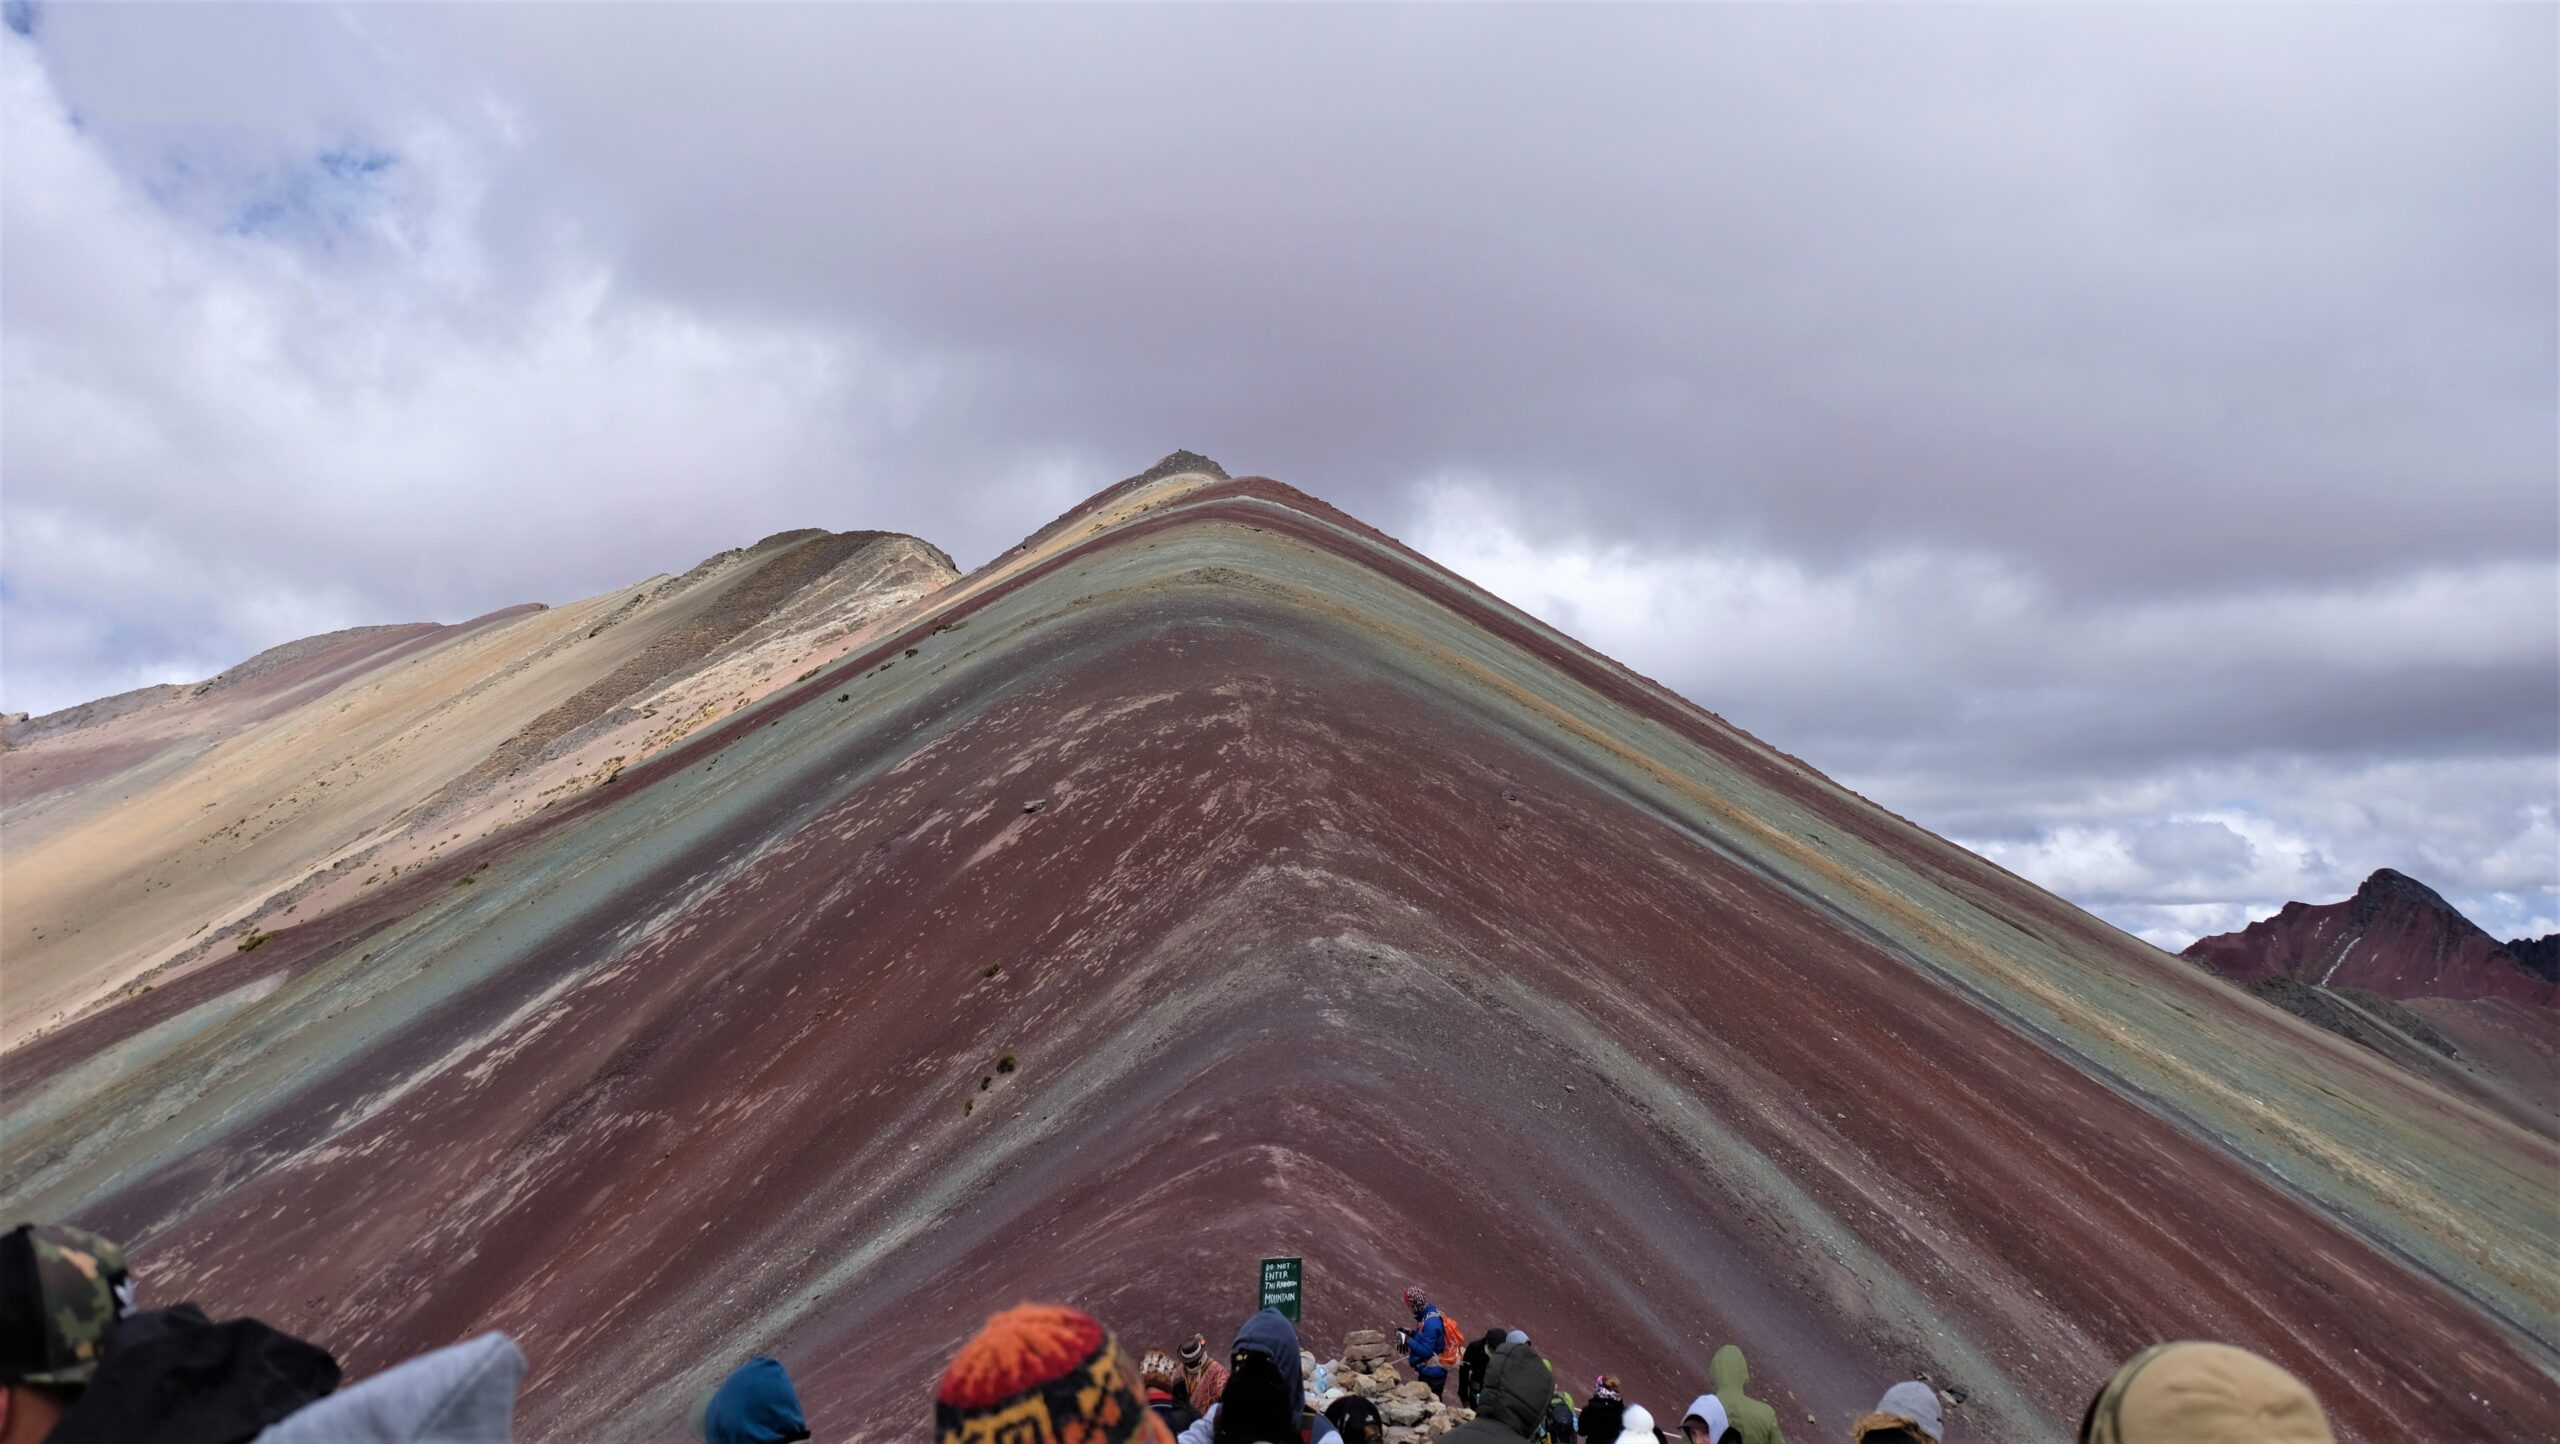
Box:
[1313,1330,1474,1444]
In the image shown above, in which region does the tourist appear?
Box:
[689,1356,810,1444]
[1325,1394,1386,1444]
[1544,1383,1578,1444]
[1142,1351,1200,1434]
[1181,1334,1229,1414]
[1177,1309,1340,1444]
[1445,1338,1553,1444]
[1579,1376,1626,1444]
[256,1333,525,1443]
[1397,1290,1453,1401]
[1609,1403,1662,1444]
[934,1302,1173,1444]
[2075,1342,2332,1444]
[1846,1382,1940,1443]
[1679,1395,1735,1444]
[3,1223,340,1444]
[1707,1347,1787,1444]
[1459,1329,1504,1409]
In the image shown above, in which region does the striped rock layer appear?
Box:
[3,460,2553,1443]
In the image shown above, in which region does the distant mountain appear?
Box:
[2183,868,2555,1008]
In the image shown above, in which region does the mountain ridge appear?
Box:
[3,459,2552,1442]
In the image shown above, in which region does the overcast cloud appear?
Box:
[3,4,2551,947]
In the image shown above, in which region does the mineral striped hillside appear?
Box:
[3,456,2552,1442]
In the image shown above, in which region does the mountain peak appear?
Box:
[2185,870,2552,1007]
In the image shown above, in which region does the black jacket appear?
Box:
[1151,1392,1203,1435]
[1579,1396,1626,1444]
[46,1304,339,1444]
[1458,1330,1504,1408]
[1445,1341,1552,1444]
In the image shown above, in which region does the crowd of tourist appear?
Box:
[0,1222,2343,1444]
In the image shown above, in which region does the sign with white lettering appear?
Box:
[1258,1256,1303,1321]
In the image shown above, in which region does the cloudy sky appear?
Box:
[3,4,2551,947]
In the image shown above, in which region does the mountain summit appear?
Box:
[2182,867,2556,1008]
[3,459,2551,1442]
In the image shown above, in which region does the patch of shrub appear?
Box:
[237,931,271,952]
[996,1053,1017,1075]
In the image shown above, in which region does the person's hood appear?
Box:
[1234,1308,1308,1405]
[46,1303,340,1444]
[1476,1340,1553,1437]
[693,1356,811,1444]
[1709,1347,1749,1398]
[1611,1403,1657,1444]
[1682,1395,1730,1438]
[254,1334,524,1444]
[1869,1382,1941,1443]
[2080,1342,2332,1444]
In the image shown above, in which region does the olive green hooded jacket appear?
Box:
[1710,1346,1786,1444]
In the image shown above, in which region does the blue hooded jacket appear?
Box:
[1403,1306,1447,1377]
[697,1357,810,1444]
[1235,1308,1306,1401]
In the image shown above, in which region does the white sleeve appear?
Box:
[1179,1404,1218,1444]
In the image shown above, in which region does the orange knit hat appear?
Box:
[935,1303,1174,1444]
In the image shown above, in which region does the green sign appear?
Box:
[1258,1256,1303,1321]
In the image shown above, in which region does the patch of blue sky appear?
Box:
[4,1,37,40]
[225,143,404,254]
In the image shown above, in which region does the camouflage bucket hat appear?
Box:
[0,1223,135,1388]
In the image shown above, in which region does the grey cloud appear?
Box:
[370,3,2556,593]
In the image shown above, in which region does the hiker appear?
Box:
[1458,1329,1504,1408]
[1176,1308,1340,1444]
[2,1223,341,1444]
[256,1333,525,1443]
[690,1356,812,1444]
[1324,1395,1386,1444]
[1142,1352,1200,1434]
[1579,1376,1626,1444]
[1707,1346,1787,1444]
[1846,1382,1939,1444]
[1609,1403,1662,1444]
[1544,1384,1578,1444]
[934,1302,1174,1444]
[1181,1333,1229,1414]
[1445,1338,1553,1444]
[1396,1289,1454,1401]
[1680,1395,1736,1444]
[2076,1342,2332,1444]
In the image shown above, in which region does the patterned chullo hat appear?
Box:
[0,1223,136,1387]
[935,1303,1174,1444]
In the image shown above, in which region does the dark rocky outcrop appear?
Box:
[2505,933,2560,984]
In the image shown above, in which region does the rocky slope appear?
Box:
[2183,868,2556,1007]
[2,459,2552,1444]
